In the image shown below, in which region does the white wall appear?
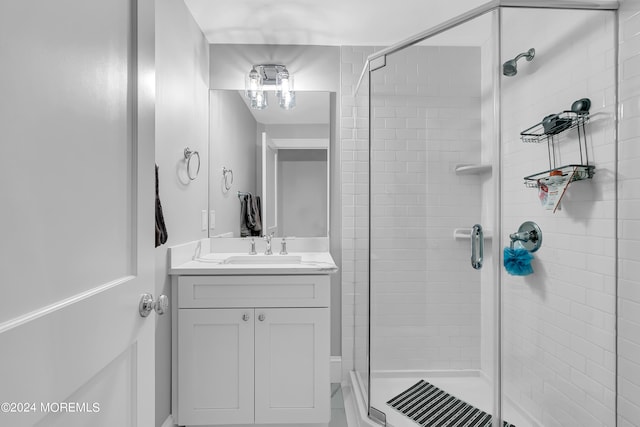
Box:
[501,8,617,426]
[265,123,330,139]
[155,0,210,424]
[617,1,640,425]
[278,149,328,237]
[209,90,258,236]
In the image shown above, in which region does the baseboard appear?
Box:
[331,356,342,383]
[161,414,177,427]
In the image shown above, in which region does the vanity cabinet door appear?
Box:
[177,308,254,426]
[254,307,330,424]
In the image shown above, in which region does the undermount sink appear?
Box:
[223,254,302,264]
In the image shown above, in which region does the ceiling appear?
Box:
[183,0,488,46]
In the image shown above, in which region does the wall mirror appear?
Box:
[209,90,331,238]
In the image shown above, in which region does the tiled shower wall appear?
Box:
[368,46,483,371]
[618,1,640,425]
[501,8,617,426]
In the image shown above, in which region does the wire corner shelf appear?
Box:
[520,109,594,192]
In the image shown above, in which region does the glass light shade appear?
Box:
[279,90,296,110]
[275,70,293,98]
[245,67,262,100]
[250,90,268,110]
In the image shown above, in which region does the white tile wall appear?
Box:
[618,1,640,426]
[501,8,617,426]
[368,45,483,372]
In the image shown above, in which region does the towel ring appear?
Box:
[222,167,234,190]
[184,148,200,181]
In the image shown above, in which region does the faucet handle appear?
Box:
[280,237,288,255]
[249,238,257,255]
[263,233,273,255]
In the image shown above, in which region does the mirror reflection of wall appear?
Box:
[278,149,327,238]
[209,90,331,238]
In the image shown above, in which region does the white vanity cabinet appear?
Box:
[172,274,331,427]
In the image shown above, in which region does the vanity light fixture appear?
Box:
[245,64,295,110]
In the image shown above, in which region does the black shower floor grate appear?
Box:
[386,380,515,427]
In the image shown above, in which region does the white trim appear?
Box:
[331,356,342,383]
[261,132,267,233]
[161,414,177,427]
[326,142,330,236]
[370,369,482,379]
[270,138,329,149]
[0,275,134,334]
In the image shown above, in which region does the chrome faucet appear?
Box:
[263,233,274,255]
[249,238,257,255]
[280,237,288,255]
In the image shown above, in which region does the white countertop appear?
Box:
[169,238,338,276]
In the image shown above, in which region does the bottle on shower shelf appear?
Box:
[540,169,566,210]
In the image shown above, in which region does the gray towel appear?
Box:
[240,195,251,237]
[155,164,168,247]
[240,194,262,237]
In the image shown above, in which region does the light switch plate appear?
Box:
[201,210,207,231]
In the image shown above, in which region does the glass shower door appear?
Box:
[367,10,501,427]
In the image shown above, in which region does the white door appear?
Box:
[261,132,278,236]
[0,0,156,426]
[177,309,255,425]
[254,308,330,424]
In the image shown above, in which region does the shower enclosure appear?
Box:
[349,2,618,426]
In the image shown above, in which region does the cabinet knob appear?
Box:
[242,313,250,322]
[258,313,265,322]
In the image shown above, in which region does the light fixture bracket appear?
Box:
[252,64,288,85]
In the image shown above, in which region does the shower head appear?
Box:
[503,48,535,77]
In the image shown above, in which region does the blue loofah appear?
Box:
[504,247,534,276]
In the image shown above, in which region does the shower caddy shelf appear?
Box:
[520,110,595,188]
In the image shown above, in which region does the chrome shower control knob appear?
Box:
[258,313,266,322]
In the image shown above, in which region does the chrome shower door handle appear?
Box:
[471,224,483,270]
